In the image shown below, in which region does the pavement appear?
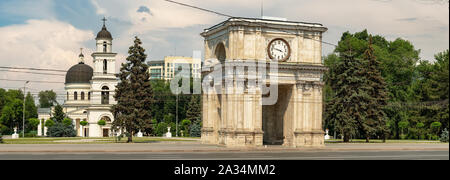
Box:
[1,150,447,160]
[0,141,448,160]
[0,141,448,153]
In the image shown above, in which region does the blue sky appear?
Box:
[0,0,448,97]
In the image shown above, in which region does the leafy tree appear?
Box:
[112,37,154,143]
[25,92,37,120]
[38,90,57,108]
[398,120,409,139]
[0,99,23,133]
[0,88,6,118]
[28,118,40,131]
[180,119,191,137]
[155,122,168,136]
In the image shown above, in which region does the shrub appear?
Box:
[440,128,449,143]
[0,134,3,144]
[181,119,191,137]
[25,131,37,137]
[44,119,55,128]
[46,123,77,137]
[431,122,442,135]
[97,120,106,126]
[80,121,88,126]
[155,122,168,136]
[62,118,73,126]
[189,121,202,137]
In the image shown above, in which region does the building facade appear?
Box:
[148,56,202,80]
[38,21,118,137]
[201,17,328,147]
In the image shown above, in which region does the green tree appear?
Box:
[180,119,191,137]
[28,118,40,131]
[0,99,23,133]
[112,36,154,143]
[326,42,367,142]
[186,94,201,124]
[52,105,65,123]
[47,123,76,137]
[44,119,55,128]
[38,90,57,108]
[62,118,73,126]
[360,36,389,142]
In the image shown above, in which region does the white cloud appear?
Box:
[0,19,94,92]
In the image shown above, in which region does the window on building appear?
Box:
[81,92,85,100]
[101,86,109,104]
[103,59,107,74]
[74,91,78,100]
[103,41,107,53]
[67,92,69,101]
[88,92,91,100]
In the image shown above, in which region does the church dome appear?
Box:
[96,25,112,40]
[65,62,93,84]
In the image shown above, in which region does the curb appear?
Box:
[0,148,448,153]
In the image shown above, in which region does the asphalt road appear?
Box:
[0,150,448,160]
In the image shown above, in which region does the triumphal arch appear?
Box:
[200,17,328,147]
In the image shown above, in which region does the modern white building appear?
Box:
[148,56,202,80]
[38,21,118,137]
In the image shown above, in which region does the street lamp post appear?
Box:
[23,81,29,138]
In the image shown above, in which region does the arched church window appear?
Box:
[101,86,109,104]
[88,92,91,100]
[81,92,85,100]
[67,92,69,101]
[74,91,78,100]
[103,41,107,53]
[103,59,108,74]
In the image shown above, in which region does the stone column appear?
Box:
[37,120,43,136]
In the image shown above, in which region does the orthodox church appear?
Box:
[38,20,118,137]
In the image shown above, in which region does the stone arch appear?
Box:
[98,113,113,123]
[215,42,227,64]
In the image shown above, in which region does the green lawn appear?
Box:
[2,137,198,144]
[325,139,446,144]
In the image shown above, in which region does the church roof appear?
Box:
[65,62,93,84]
[96,25,113,40]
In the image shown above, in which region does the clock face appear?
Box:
[268,38,290,62]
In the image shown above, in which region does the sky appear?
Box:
[0,0,448,103]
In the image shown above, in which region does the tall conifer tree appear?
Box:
[327,41,369,142]
[361,36,389,142]
[112,37,154,143]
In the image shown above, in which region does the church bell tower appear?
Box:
[90,17,118,105]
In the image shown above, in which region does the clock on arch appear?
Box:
[267,38,291,62]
